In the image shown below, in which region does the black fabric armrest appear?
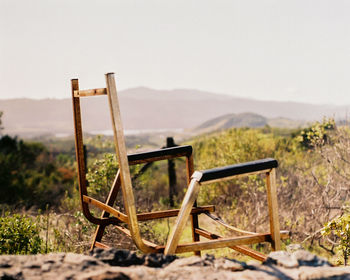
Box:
[199,158,278,183]
[128,145,193,165]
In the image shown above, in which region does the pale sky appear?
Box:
[0,0,349,105]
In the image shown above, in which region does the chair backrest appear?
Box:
[72,73,152,252]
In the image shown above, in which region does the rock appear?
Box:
[264,251,299,268]
[0,249,349,279]
[40,263,51,273]
[81,271,131,280]
[213,258,244,271]
[90,248,176,267]
[64,253,105,271]
[298,266,350,280]
[164,256,204,269]
[0,257,12,269]
[22,262,41,269]
[246,259,261,267]
[0,271,23,280]
[91,248,143,267]
[292,250,331,267]
[143,253,177,268]
[264,250,331,269]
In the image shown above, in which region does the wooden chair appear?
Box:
[71,73,288,261]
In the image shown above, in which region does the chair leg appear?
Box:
[90,171,122,251]
[266,168,281,251]
[165,175,201,255]
[191,208,201,256]
[186,155,201,256]
[91,225,107,250]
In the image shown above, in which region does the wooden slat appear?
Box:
[205,213,258,235]
[84,193,214,222]
[195,228,289,260]
[115,225,162,251]
[95,241,110,249]
[74,88,107,97]
[266,169,281,250]
[127,146,192,165]
[174,232,273,254]
[115,225,289,256]
[129,154,188,165]
[136,206,215,221]
[187,154,201,256]
[230,245,267,261]
[165,177,201,254]
[83,195,128,223]
[195,227,289,241]
[195,228,267,261]
[106,73,156,253]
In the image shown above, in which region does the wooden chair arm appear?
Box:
[198,158,278,183]
[128,145,193,165]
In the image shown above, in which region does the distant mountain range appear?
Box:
[0,87,348,137]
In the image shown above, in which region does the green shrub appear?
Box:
[322,214,350,265]
[0,213,43,254]
[86,153,119,201]
[296,118,335,149]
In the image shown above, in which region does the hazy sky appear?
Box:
[1,0,349,105]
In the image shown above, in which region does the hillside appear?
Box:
[197,112,267,129]
[0,87,348,137]
[195,113,304,134]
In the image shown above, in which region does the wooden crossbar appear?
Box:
[136,206,215,221]
[195,228,289,261]
[174,232,274,254]
[74,88,107,97]
[83,195,128,222]
[84,195,214,222]
[128,146,192,165]
[114,225,289,256]
[195,228,267,261]
[205,212,257,235]
[95,241,110,249]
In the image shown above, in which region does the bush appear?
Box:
[322,213,350,265]
[0,134,74,209]
[296,118,335,149]
[0,213,43,254]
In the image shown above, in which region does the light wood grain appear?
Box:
[74,88,107,97]
[136,206,214,221]
[164,178,201,254]
[266,168,281,250]
[106,73,156,253]
[83,195,128,223]
[174,232,274,254]
[194,228,267,261]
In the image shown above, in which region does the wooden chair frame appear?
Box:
[71,73,288,261]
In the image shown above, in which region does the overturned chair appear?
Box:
[71,73,288,261]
